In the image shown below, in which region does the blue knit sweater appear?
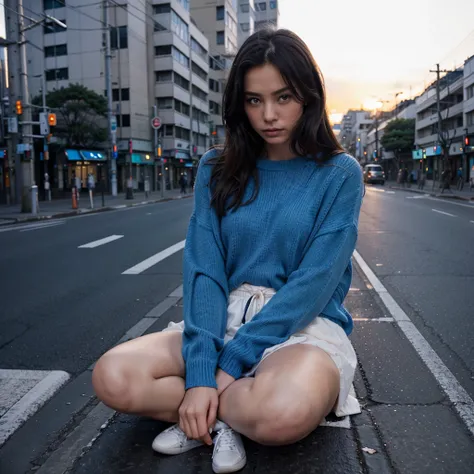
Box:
[182,149,363,390]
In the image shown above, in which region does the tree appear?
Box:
[381,118,415,169]
[33,83,108,148]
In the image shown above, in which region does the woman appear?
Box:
[92,28,363,474]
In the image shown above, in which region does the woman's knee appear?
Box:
[252,396,321,445]
[92,353,135,412]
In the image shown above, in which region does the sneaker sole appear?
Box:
[212,455,247,473]
[152,440,204,455]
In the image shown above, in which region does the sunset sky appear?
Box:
[1,1,473,124]
[279,0,474,122]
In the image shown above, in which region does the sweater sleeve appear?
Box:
[218,160,364,379]
[182,150,229,390]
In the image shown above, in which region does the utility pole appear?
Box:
[188,29,194,189]
[18,0,36,212]
[430,63,449,184]
[4,0,21,205]
[103,0,117,196]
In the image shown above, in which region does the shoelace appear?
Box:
[213,429,238,456]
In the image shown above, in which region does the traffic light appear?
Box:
[157,144,162,157]
[48,113,57,126]
[15,100,22,115]
[112,144,118,159]
[465,136,470,147]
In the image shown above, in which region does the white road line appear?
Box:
[122,240,186,274]
[353,250,474,437]
[427,197,474,209]
[471,221,474,224]
[78,235,123,248]
[386,191,395,194]
[20,221,64,232]
[353,317,394,322]
[0,369,69,447]
[0,220,65,233]
[432,209,456,217]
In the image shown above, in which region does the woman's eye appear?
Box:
[279,94,291,102]
[246,97,260,105]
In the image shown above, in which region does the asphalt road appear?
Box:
[1,185,474,474]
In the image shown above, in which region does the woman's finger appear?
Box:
[188,415,200,441]
[207,397,218,432]
[197,413,213,445]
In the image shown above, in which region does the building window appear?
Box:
[209,78,220,93]
[216,31,225,45]
[192,107,208,123]
[157,97,174,109]
[209,100,221,115]
[240,22,249,32]
[154,21,166,32]
[155,70,173,82]
[164,124,174,136]
[45,68,68,81]
[225,11,237,34]
[111,88,129,101]
[174,72,190,90]
[175,126,190,140]
[116,114,131,128]
[155,45,172,56]
[43,19,66,34]
[111,26,128,49]
[256,2,266,11]
[240,3,249,13]
[209,55,224,71]
[153,3,170,14]
[191,37,207,59]
[467,85,474,100]
[173,46,190,68]
[44,0,64,9]
[467,111,474,126]
[44,43,67,57]
[171,10,189,44]
[269,0,277,8]
[192,62,207,81]
[216,6,225,20]
[192,85,207,101]
[175,99,190,116]
[177,0,189,11]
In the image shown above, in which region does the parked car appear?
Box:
[363,164,385,185]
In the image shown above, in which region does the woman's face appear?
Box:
[244,63,304,149]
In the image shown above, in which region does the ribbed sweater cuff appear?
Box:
[185,358,218,390]
[217,347,245,380]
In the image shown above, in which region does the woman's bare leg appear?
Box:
[218,344,340,445]
[92,331,185,422]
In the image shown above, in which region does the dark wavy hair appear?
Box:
[210,28,344,218]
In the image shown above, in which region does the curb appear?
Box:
[388,185,474,202]
[0,194,193,226]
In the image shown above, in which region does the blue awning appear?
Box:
[80,150,106,161]
[132,153,154,165]
[66,149,106,161]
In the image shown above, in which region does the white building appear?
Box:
[463,55,474,181]
[23,0,210,193]
[190,0,239,146]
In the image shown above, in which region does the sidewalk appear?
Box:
[0,189,193,225]
[387,179,474,201]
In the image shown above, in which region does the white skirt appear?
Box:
[164,283,361,418]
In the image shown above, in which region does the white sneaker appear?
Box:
[151,424,204,455]
[212,426,247,473]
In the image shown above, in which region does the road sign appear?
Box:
[151,116,162,130]
[7,117,18,134]
[39,113,50,135]
[111,115,117,132]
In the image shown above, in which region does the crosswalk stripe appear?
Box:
[0,369,69,447]
[78,235,124,248]
[122,240,186,274]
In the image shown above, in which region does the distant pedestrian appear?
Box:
[440,168,452,194]
[92,28,363,474]
[179,174,188,194]
[456,167,464,191]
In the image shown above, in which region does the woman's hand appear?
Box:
[216,369,236,396]
[178,387,218,445]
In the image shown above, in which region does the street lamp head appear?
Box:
[44,15,67,30]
